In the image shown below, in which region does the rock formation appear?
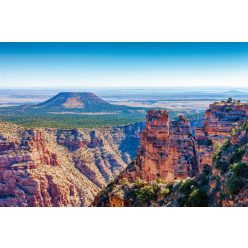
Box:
[121,110,197,182]
[95,99,248,207]
[0,92,147,115]
[126,100,248,182]
[195,99,248,172]
[0,122,144,206]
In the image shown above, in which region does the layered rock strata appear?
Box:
[120,111,197,183]
[195,100,248,172]
[0,122,143,206]
[130,100,248,182]
[98,100,248,207]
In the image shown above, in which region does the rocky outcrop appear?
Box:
[0,122,144,206]
[96,120,248,207]
[195,99,248,172]
[119,110,197,183]
[124,100,247,181]
[95,99,248,207]
[0,127,59,170]
[204,100,248,139]
[56,129,88,151]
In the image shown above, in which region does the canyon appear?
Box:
[1,98,247,207]
[0,122,144,206]
[95,99,248,207]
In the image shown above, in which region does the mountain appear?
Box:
[34,92,131,113]
[95,99,248,207]
[0,121,144,206]
[0,92,146,115]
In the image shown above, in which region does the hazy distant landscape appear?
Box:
[1,87,248,108]
[0,87,247,128]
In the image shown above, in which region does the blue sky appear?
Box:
[0,43,248,88]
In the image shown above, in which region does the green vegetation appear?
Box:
[0,108,205,129]
[97,119,248,207]
[214,121,248,175]
[227,163,248,195]
[212,142,223,160]
[160,188,170,197]
[232,146,245,163]
[127,176,209,207]
[231,162,248,177]
[225,106,231,112]
[188,188,208,206]
[227,176,244,195]
[0,113,145,128]
[123,178,172,206]
[177,177,209,207]
[134,185,158,206]
[242,120,248,130]
[213,140,233,174]
[213,121,248,198]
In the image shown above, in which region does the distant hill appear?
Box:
[34,92,129,113]
[0,92,147,115]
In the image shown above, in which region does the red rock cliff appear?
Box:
[121,110,197,182]
[0,122,143,206]
[195,99,248,172]
[120,100,248,184]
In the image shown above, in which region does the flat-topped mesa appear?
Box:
[122,110,196,182]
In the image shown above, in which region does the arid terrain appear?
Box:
[0,121,144,206]
[0,88,248,207]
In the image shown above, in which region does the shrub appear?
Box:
[160,188,170,197]
[119,178,129,186]
[233,147,245,162]
[135,185,157,205]
[215,159,230,174]
[227,176,244,195]
[212,142,223,160]
[178,179,195,195]
[154,178,167,184]
[202,164,212,176]
[187,188,208,207]
[225,106,231,112]
[231,162,248,178]
[242,121,248,131]
[133,178,146,188]
[231,127,238,136]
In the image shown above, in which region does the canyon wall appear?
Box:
[96,100,248,206]
[195,100,248,172]
[0,122,144,206]
[121,100,248,184]
[121,110,197,182]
